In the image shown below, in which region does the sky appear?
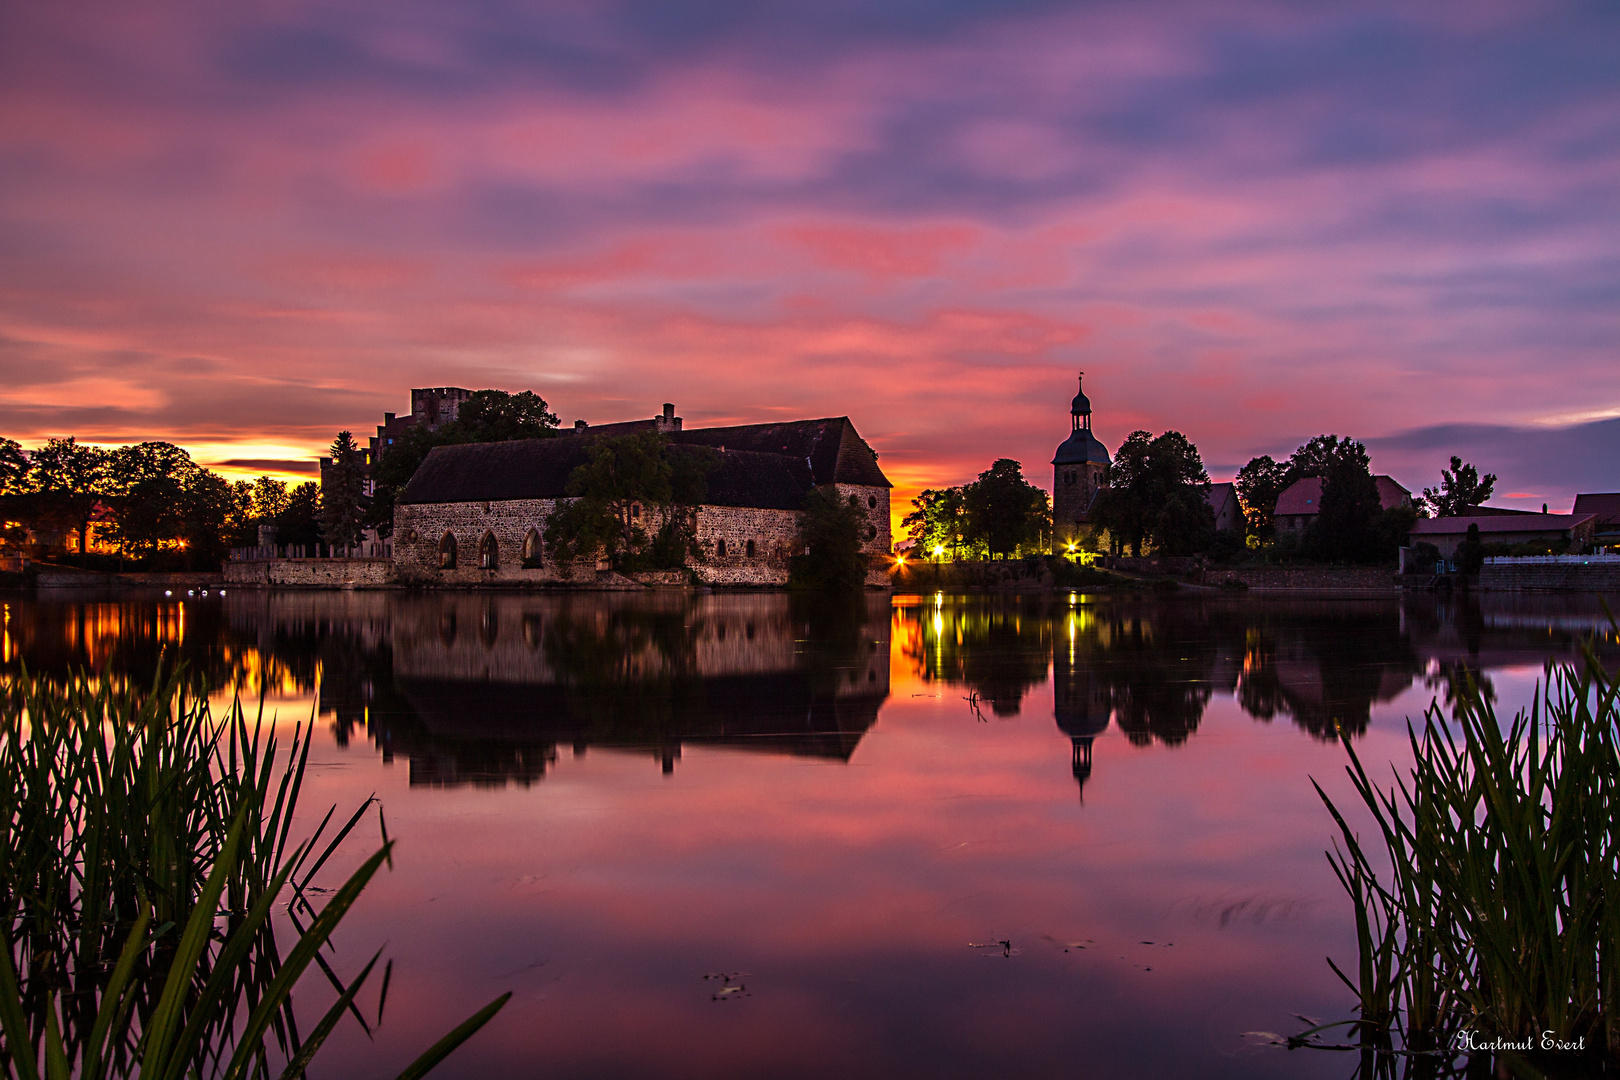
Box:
[2,0,1617,520]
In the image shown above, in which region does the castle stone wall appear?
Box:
[394,483,892,589]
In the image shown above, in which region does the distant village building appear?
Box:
[1051,375,1111,546]
[1273,474,1412,536]
[1408,512,1597,558]
[391,406,892,586]
[1206,482,1241,534]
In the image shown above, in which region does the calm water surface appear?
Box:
[3,588,1617,1079]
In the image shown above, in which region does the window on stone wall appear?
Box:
[867,495,877,508]
[745,539,755,557]
[717,538,727,557]
[848,494,859,508]
[480,533,498,570]
[522,528,542,568]
[866,525,877,540]
[439,533,457,569]
[631,504,640,519]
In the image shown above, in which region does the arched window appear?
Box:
[480,532,498,570]
[867,495,877,509]
[848,494,859,508]
[522,528,542,567]
[716,538,727,557]
[439,533,457,569]
[865,525,878,540]
[745,539,755,558]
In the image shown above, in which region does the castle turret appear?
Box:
[1051,374,1110,546]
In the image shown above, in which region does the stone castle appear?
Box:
[390,403,892,586]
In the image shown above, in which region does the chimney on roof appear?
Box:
[574,420,587,432]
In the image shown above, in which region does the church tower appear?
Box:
[1051,374,1111,547]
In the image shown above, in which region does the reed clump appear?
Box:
[1311,639,1620,1077]
[0,666,506,1079]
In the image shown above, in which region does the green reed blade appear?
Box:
[389,992,513,1080]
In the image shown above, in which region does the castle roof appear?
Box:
[399,416,888,507]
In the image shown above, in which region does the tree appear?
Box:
[1422,456,1496,517]
[103,442,197,556]
[224,480,257,546]
[903,487,969,559]
[30,437,109,552]
[253,475,291,519]
[790,486,867,591]
[1456,521,1485,575]
[0,438,29,495]
[367,389,560,537]
[319,431,368,552]
[1234,455,1290,541]
[454,390,559,442]
[1091,431,1213,556]
[961,459,1049,558]
[177,467,236,565]
[544,432,715,570]
[1285,434,1361,483]
[279,483,321,550]
[1303,439,1382,563]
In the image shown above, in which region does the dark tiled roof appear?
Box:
[1573,493,1620,526]
[1409,513,1596,536]
[400,417,887,506]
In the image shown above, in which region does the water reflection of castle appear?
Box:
[248,592,892,787]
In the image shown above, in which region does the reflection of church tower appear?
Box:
[1053,632,1110,800]
[1051,374,1112,547]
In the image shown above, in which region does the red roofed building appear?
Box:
[1273,474,1413,537]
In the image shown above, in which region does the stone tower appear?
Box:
[1051,374,1111,546]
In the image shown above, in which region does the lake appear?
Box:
[2,587,1616,1079]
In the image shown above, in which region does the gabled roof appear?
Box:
[1206,481,1237,510]
[1374,475,1411,510]
[1573,493,1620,526]
[1409,513,1596,537]
[1274,477,1322,517]
[399,417,887,506]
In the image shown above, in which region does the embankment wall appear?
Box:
[1479,563,1620,593]
[223,559,393,588]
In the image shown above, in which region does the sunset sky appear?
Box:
[2,0,1617,520]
